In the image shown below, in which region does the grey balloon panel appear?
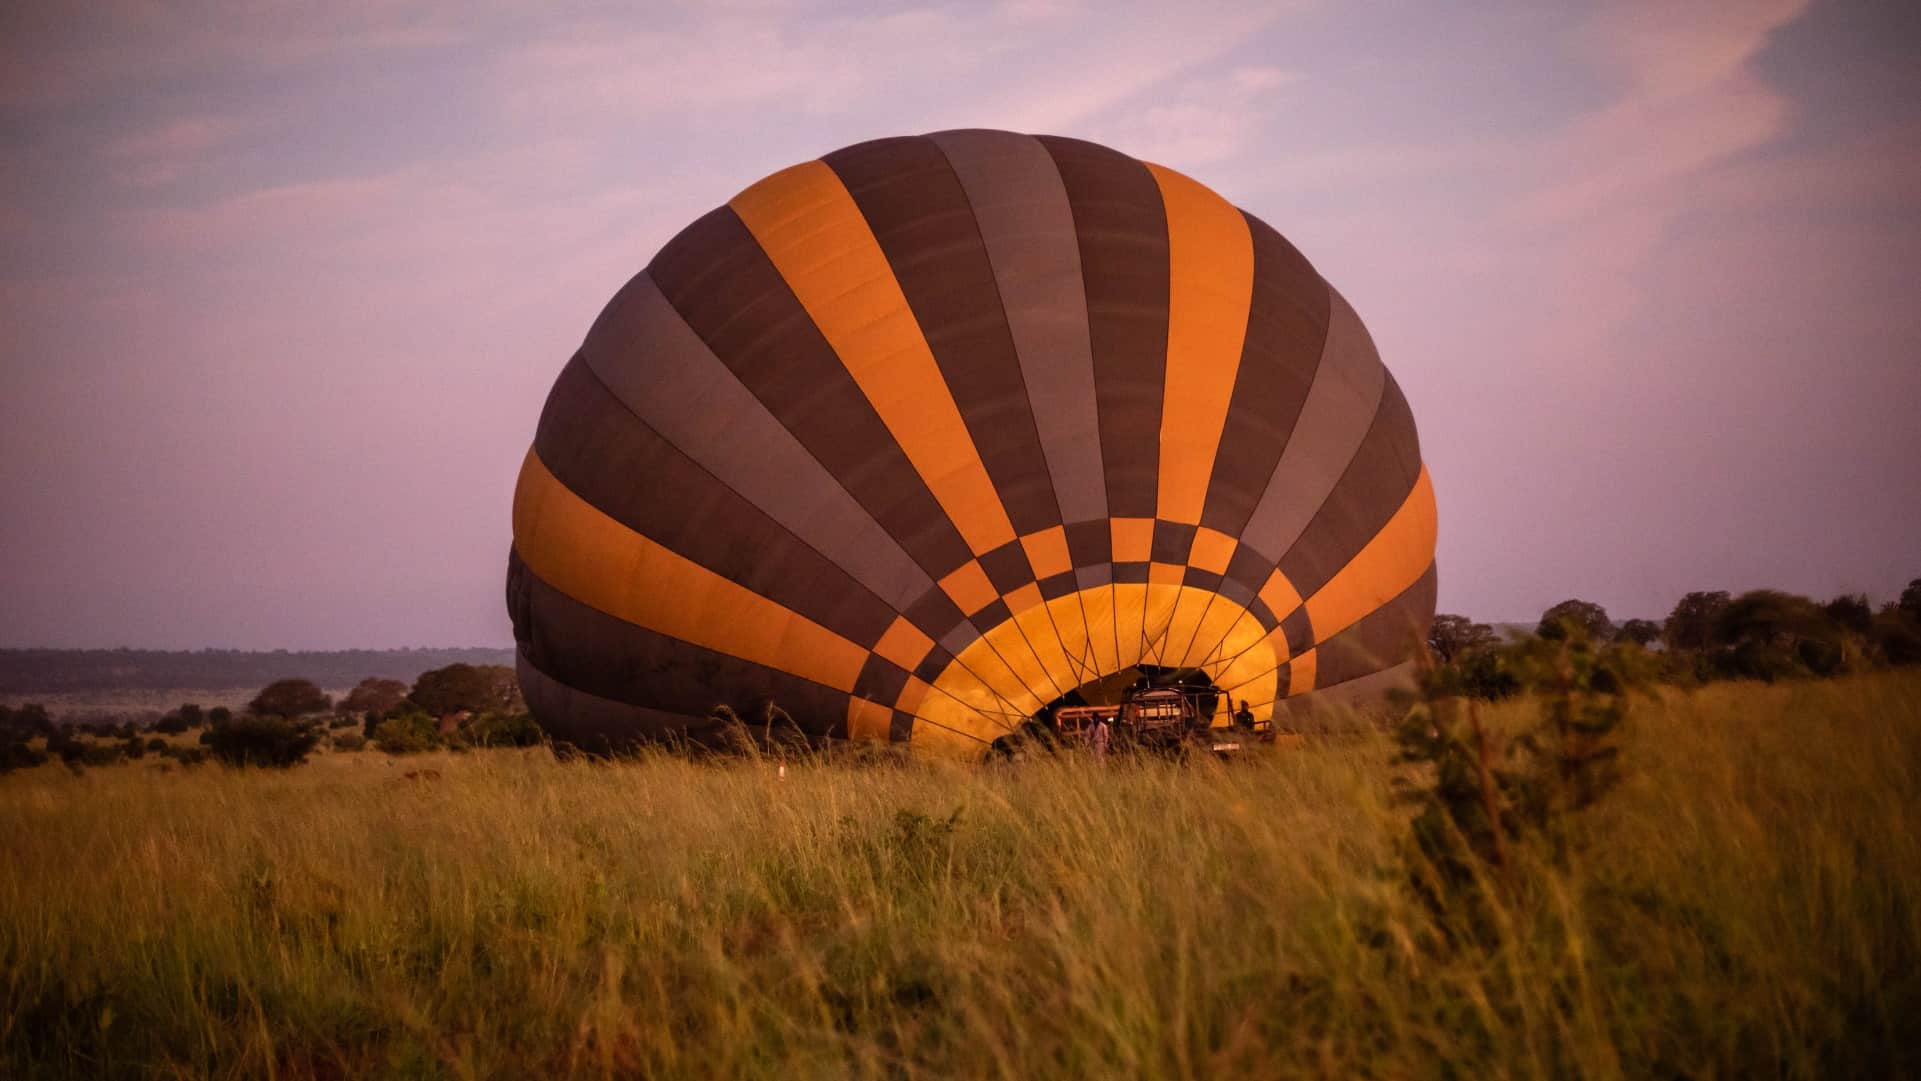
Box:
[517,650,723,752]
[1271,661,1418,725]
[578,270,936,616]
[1278,372,1422,598]
[1237,285,1387,565]
[928,129,1109,527]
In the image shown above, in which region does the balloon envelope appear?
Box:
[508,130,1437,755]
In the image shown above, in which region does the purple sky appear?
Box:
[3,1,1918,649]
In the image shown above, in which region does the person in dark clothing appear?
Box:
[1233,699,1256,730]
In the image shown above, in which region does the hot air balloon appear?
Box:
[507,130,1437,756]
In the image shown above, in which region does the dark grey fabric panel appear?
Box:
[1238,286,1385,563]
[1036,134,1169,522]
[578,271,935,615]
[1278,372,1421,598]
[929,129,1108,526]
[647,207,976,581]
[517,650,726,753]
[533,355,899,648]
[1211,561,1433,705]
[825,135,1062,539]
[1199,214,1330,536]
[1270,660,1418,727]
[507,550,851,740]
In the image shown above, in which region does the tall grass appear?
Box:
[3,673,1917,1078]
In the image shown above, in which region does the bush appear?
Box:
[204,716,320,768]
[154,703,206,735]
[1872,613,1921,667]
[371,712,441,755]
[459,711,544,749]
[0,704,54,737]
[0,736,48,773]
[331,731,367,752]
[161,745,208,767]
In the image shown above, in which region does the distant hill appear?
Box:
[0,648,517,695]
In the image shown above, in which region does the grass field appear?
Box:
[3,673,1918,1079]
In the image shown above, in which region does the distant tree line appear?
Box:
[1,663,541,773]
[1430,579,1921,699]
[0,647,516,695]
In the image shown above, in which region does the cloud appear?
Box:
[0,0,473,106]
[1489,1,1811,346]
[99,114,245,188]
[1085,65,1299,169]
[496,1,1291,142]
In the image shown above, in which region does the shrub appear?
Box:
[0,736,48,773]
[154,703,206,735]
[1872,612,1921,667]
[204,716,320,768]
[371,712,440,755]
[459,711,544,748]
[0,703,54,737]
[331,731,367,752]
[1396,627,1645,908]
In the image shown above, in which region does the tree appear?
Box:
[1872,611,1921,667]
[1537,599,1613,642]
[0,703,54,737]
[408,664,522,717]
[1616,618,1662,647]
[338,677,408,716]
[1664,591,1732,653]
[1428,614,1498,663]
[248,678,331,718]
[1713,590,1848,680]
[204,716,320,768]
[1901,579,1921,622]
[1823,594,1873,636]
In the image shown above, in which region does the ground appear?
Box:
[2,673,1917,1079]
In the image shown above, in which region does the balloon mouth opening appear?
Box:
[1032,664,1226,727]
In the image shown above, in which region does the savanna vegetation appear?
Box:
[2,663,1917,1078]
[2,583,1917,1076]
[1427,579,1921,701]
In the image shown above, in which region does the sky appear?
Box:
[2,0,1918,650]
